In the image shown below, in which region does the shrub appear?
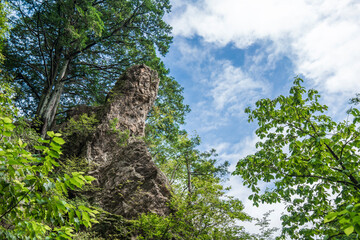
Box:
[0,83,98,239]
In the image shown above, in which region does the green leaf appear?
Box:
[38,138,50,144]
[69,178,82,188]
[324,212,338,223]
[69,210,75,223]
[48,150,60,159]
[344,225,354,236]
[339,218,351,224]
[18,138,23,147]
[84,175,96,182]
[3,131,12,136]
[82,211,90,227]
[47,131,55,138]
[49,157,60,167]
[50,142,62,151]
[7,159,19,165]
[52,137,65,145]
[34,145,47,150]
[346,205,354,211]
[1,117,12,123]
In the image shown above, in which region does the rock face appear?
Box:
[62,64,171,218]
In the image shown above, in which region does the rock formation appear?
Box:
[62,64,171,218]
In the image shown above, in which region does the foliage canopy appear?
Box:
[135,133,252,239]
[5,0,180,136]
[0,1,279,238]
[0,83,98,239]
[234,78,360,239]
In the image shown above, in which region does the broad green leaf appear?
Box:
[47,131,55,138]
[1,117,12,123]
[82,211,90,227]
[69,178,82,188]
[52,137,65,145]
[50,142,61,151]
[84,175,96,182]
[324,212,338,223]
[18,138,23,147]
[34,145,47,150]
[38,138,50,144]
[48,150,60,159]
[344,225,354,236]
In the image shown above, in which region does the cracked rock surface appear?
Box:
[61,64,171,218]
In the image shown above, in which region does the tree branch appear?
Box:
[68,1,145,58]
[0,181,37,221]
[287,173,360,190]
[16,73,40,100]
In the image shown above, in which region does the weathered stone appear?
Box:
[61,64,171,218]
[98,140,171,218]
[85,64,160,166]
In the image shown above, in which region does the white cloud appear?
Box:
[165,39,269,133]
[293,18,360,93]
[170,0,316,47]
[165,1,360,235]
[210,61,269,112]
[169,0,360,95]
[186,60,269,133]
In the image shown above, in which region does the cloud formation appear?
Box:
[169,0,360,94]
[210,61,269,112]
[164,38,269,134]
[164,0,360,235]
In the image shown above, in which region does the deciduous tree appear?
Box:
[234,78,360,239]
[0,83,98,239]
[138,133,250,239]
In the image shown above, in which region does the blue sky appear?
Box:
[162,0,360,234]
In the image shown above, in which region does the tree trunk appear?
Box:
[186,156,192,196]
[36,59,69,137]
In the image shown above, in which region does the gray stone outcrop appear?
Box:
[61,64,171,218]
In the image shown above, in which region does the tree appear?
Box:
[5,0,173,136]
[136,133,251,239]
[145,62,190,146]
[0,0,7,63]
[233,78,360,239]
[252,210,279,240]
[0,83,98,239]
[0,2,6,52]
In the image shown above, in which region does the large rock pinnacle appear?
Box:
[85,64,160,165]
[104,63,159,137]
[61,64,171,218]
